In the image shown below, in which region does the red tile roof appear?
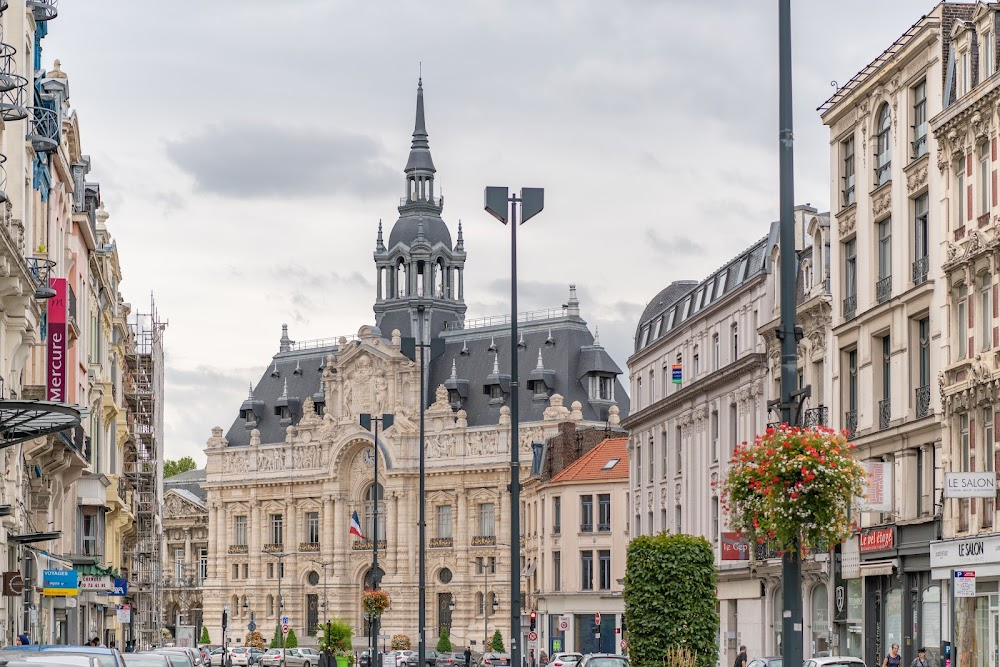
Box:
[549,437,629,483]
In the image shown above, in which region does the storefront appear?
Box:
[930,532,1000,667]
[859,522,940,667]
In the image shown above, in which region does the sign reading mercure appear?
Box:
[46,278,67,402]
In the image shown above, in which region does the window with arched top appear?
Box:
[875,104,892,186]
[267,594,274,617]
[396,260,406,298]
[365,483,386,543]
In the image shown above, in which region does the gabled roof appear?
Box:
[166,488,207,511]
[549,437,629,483]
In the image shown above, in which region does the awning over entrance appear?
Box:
[0,400,81,449]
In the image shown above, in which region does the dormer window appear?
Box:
[275,404,291,426]
[448,388,463,410]
[529,380,549,400]
[240,407,257,427]
[959,49,971,97]
[983,30,995,80]
[485,384,505,404]
[588,375,613,401]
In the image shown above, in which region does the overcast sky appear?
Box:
[44,0,929,465]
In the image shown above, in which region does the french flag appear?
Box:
[350,511,366,539]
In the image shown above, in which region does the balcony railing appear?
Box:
[876,276,892,304]
[915,385,931,419]
[845,410,858,439]
[430,537,453,548]
[804,406,829,428]
[262,543,284,554]
[399,195,442,207]
[879,398,891,430]
[351,539,386,551]
[26,106,58,153]
[25,258,56,300]
[471,535,497,547]
[228,545,248,555]
[912,256,929,286]
[843,294,857,321]
[26,0,58,21]
[298,542,320,553]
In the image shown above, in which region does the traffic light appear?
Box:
[530,612,537,631]
[222,608,229,631]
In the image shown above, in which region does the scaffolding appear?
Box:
[123,295,166,650]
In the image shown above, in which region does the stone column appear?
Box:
[388,492,399,575]
[322,495,334,564]
[376,267,383,302]
[251,503,262,579]
[209,504,219,579]
[216,502,227,585]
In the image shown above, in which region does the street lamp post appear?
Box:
[263,551,290,667]
[484,186,544,667]
[401,335,444,667]
[309,559,334,627]
[360,413,393,666]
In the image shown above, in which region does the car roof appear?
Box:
[0,656,101,666]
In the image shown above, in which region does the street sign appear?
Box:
[594,612,601,625]
[281,616,290,625]
[527,632,537,642]
[248,622,257,632]
[558,617,570,632]
[282,624,289,635]
[955,570,977,598]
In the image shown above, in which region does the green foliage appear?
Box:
[391,635,411,650]
[199,627,211,644]
[490,630,504,653]
[164,457,197,479]
[284,628,298,649]
[436,627,452,653]
[624,533,718,667]
[245,631,267,650]
[270,624,282,648]
[318,620,354,654]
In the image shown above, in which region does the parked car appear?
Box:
[148,652,193,667]
[358,652,371,667]
[1,646,125,667]
[577,655,628,667]
[123,656,171,667]
[478,655,509,667]
[260,650,286,667]
[394,653,416,667]
[287,649,321,667]
[748,657,782,667]
[158,649,203,667]
[405,651,437,667]
[434,654,465,667]
[548,655,582,667]
[803,659,865,667]
[227,648,255,667]
[0,654,105,667]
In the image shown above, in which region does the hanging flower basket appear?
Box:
[362,589,390,617]
[719,425,866,554]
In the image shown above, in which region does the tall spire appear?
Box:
[376,219,385,251]
[405,77,435,175]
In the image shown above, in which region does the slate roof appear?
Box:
[225,346,335,448]
[163,467,207,502]
[168,488,207,510]
[634,235,771,354]
[549,437,629,483]
[387,214,452,251]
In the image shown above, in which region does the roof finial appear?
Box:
[451,358,458,379]
[376,219,385,251]
[493,353,500,374]
[417,220,425,240]
[594,326,601,346]
[248,382,254,399]
[456,220,464,251]
[536,348,544,369]
[567,284,580,317]
[419,61,422,85]
[281,378,289,399]
[280,323,292,353]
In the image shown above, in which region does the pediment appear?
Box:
[972,2,995,25]
[164,490,207,517]
[428,490,454,505]
[952,19,973,41]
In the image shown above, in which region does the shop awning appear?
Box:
[8,531,61,544]
[860,560,898,577]
[0,401,81,449]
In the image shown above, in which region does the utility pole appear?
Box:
[361,413,393,667]
[777,2,803,667]
[485,186,544,667]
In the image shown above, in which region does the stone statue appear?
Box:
[343,381,353,418]
[374,374,388,414]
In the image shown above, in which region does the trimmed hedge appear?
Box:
[624,533,718,667]
[436,627,452,652]
[490,630,504,652]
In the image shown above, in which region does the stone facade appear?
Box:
[161,469,209,642]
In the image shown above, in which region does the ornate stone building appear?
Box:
[201,80,628,650]
[821,5,954,666]
[161,469,208,643]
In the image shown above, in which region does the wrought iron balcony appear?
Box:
[912,256,929,286]
[298,542,319,553]
[27,106,59,153]
[915,385,931,419]
[227,545,248,555]
[25,258,56,300]
[804,406,829,428]
[844,410,858,439]
[0,42,26,122]
[843,294,857,321]
[430,537,453,548]
[471,535,497,547]
[262,543,284,554]
[876,276,892,304]
[27,0,57,22]
[879,398,891,430]
[351,539,386,550]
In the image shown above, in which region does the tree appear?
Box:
[624,533,718,667]
[285,628,299,649]
[490,630,504,653]
[199,627,211,644]
[318,620,353,654]
[270,624,282,649]
[436,627,452,653]
[391,635,411,650]
[245,631,267,650]
[164,457,197,479]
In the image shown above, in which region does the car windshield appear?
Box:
[767,661,782,667]
[124,658,169,667]
[585,660,628,667]
[160,656,192,667]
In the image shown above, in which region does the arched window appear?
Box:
[434,260,444,297]
[811,585,829,655]
[772,587,783,654]
[876,104,892,186]
[364,567,386,590]
[267,594,274,617]
[365,483,386,542]
[475,591,484,617]
[397,260,406,298]
[231,595,239,617]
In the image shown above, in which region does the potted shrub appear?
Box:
[318,620,354,667]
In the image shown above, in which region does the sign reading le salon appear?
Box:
[945,472,997,498]
[931,534,1000,569]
